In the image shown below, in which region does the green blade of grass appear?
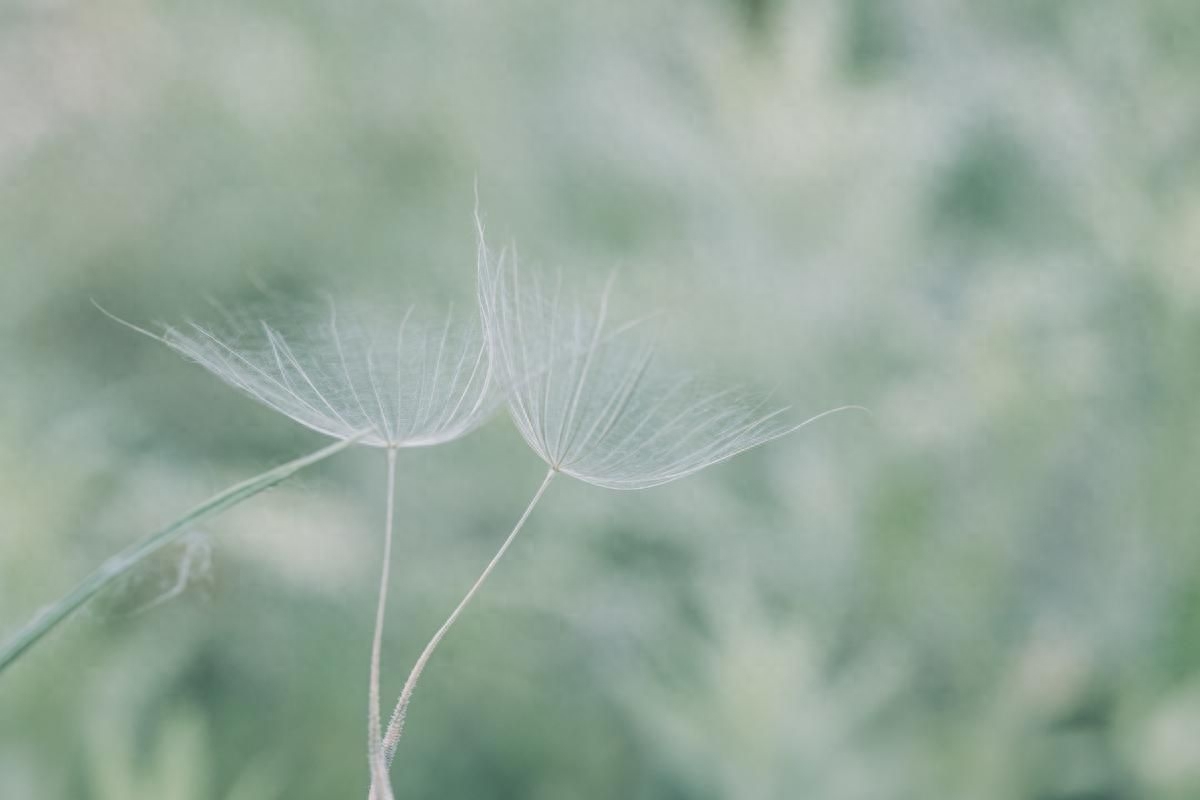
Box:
[0,433,365,674]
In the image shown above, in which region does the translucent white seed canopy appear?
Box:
[476,229,855,490]
[133,296,501,449]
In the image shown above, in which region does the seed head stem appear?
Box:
[370,468,556,796]
[367,447,399,800]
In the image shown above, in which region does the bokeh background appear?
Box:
[3,1,1200,798]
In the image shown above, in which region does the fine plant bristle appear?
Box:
[475,222,863,490]
[102,295,502,449]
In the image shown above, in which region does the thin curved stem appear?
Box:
[367,448,399,800]
[0,433,366,674]
[371,468,556,794]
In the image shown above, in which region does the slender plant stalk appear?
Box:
[0,434,365,674]
[367,448,399,800]
[370,468,556,795]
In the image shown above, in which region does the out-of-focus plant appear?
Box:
[88,706,283,800]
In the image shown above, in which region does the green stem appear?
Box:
[0,433,365,674]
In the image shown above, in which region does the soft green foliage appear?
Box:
[3,0,1200,799]
[88,707,283,800]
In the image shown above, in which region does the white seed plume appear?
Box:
[125,296,500,448]
[476,232,856,489]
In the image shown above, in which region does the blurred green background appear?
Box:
[3,1,1200,798]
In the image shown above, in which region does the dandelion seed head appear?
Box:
[476,225,850,490]
[142,294,500,448]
